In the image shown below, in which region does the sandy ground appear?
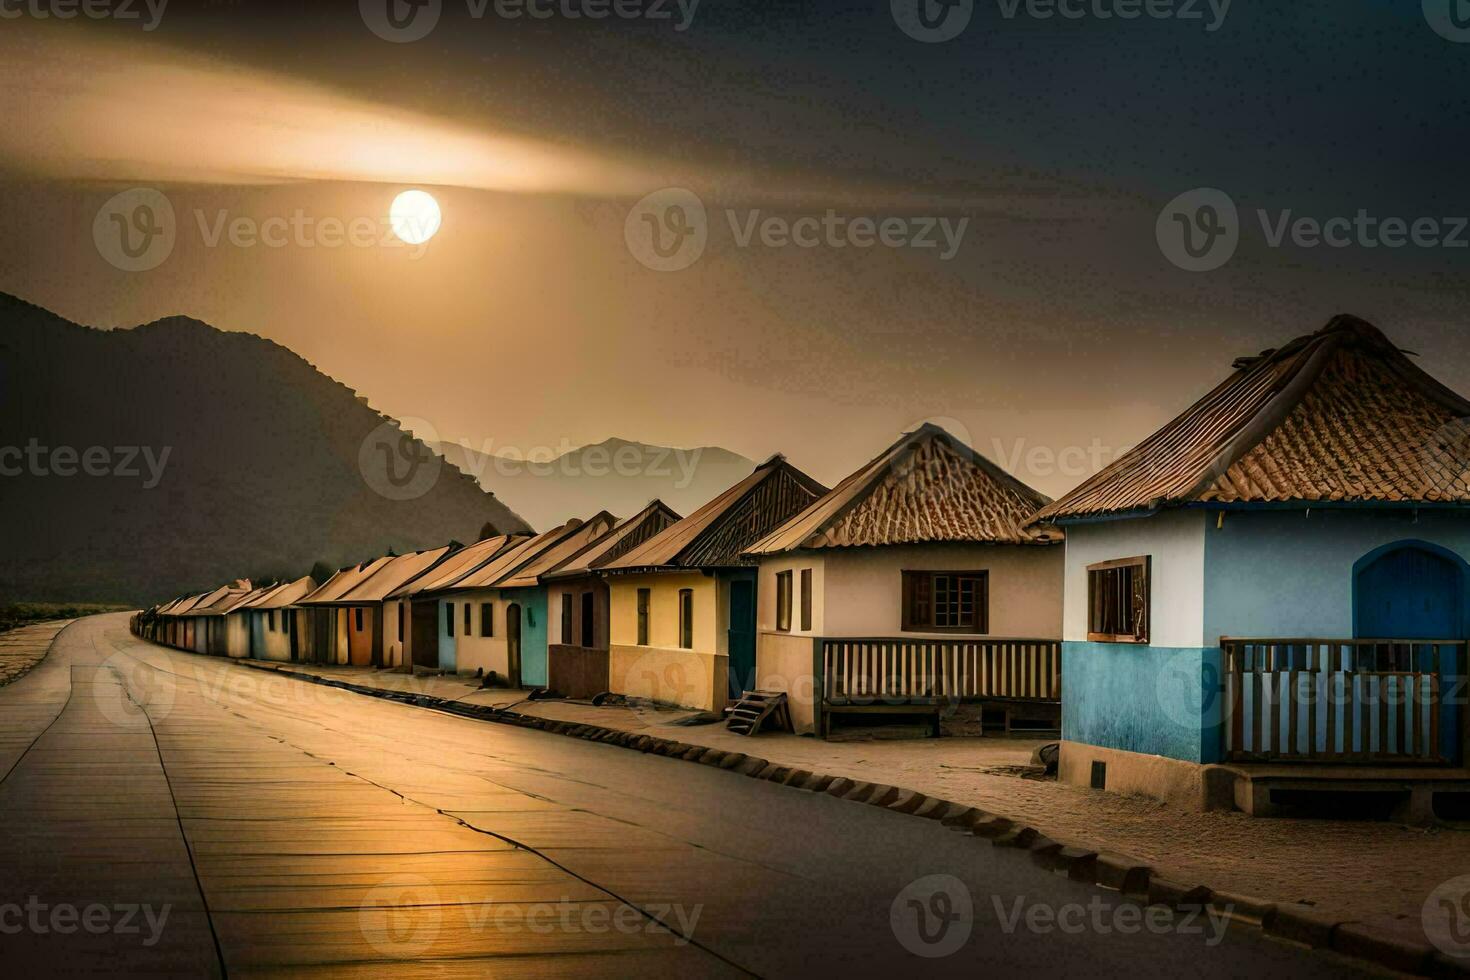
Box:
[0,620,69,686]
[229,658,1470,930]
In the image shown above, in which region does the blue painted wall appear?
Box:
[437,598,457,671]
[1063,642,1224,764]
[505,586,549,688]
[1202,508,1470,642]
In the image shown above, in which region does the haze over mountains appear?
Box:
[0,292,531,605]
[434,438,755,531]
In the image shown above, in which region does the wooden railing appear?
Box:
[1221,638,1464,764]
[818,637,1061,705]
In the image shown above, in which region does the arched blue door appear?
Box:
[1355,544,1462,639]
[1354,542,1465,763]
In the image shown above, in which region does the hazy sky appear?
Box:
[3,2,1469,496]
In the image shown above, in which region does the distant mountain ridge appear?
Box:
[0,292,530,604]
[435,437,756,530]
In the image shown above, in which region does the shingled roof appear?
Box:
[601,456,828,572]
[1033,315,1470,523]
[238,575,318,611]
[748,424,1060,554]
[542,500,684,581]
[299,557,394,604]
[336,546,454,602]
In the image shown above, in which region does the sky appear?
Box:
[2,1,1469,496]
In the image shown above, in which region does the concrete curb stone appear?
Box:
[1332,921,1435,975]
[1263,903,1344,949]
[1095,853,1151,896]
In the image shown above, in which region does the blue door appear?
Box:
[1355,543,1464,763]
[1356,545,1461,640]
[727,577,756,700]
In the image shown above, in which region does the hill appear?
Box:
[0,292,530,605]
[435,437,755,530]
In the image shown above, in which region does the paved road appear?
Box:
[0,615,1371,977]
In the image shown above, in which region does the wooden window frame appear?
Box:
[636,588,650,646]
[1086,556,1151,644]
[354,607,364,632]
[901,570,989,634]
[799,568,813,632]
[480,602,493,638]
[775,571,793,632]
[463,603,471,635]
[678,589,694,649]
[560,593,573,645]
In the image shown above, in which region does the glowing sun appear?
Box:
[390,189,441,245]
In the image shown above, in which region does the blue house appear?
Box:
[1033,316,1470,821]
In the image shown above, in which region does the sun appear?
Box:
[389,189,441,246]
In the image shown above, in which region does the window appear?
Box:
[354,607,364,632]
[637,588,650,645]
[397,604,404,642]
[446,602,454,638]
[902,571,988,633]
[480,602,493,638]
[678,589,694,649]
[775,571,793,632]
[561,593,573,644]
[800,568,813,632]
[581,591,595,648]
[1087,556,1150,643]
[267,609,275,631]
[464,603,471,634]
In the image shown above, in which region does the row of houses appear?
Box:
[135,317,1470,817]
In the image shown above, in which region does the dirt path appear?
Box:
[0,619,71,686]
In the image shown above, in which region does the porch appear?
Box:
[1220,638,1466,764]
[813,636,1061,738]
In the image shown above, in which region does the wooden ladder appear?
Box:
[725,690,791,736]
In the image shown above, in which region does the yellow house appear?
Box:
[387,533,530,672]
[599,456,827,712]
[745,424,1065,737]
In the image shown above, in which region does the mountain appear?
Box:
[435,437,756,530]
[0,292,530,605]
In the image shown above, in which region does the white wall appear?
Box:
[1062,510,1206,647]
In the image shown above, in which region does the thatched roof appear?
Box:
[1034,315,1470,523]
[601,456,827,572]
[748,424,1058,554]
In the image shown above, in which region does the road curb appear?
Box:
[225,656,1450,977]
